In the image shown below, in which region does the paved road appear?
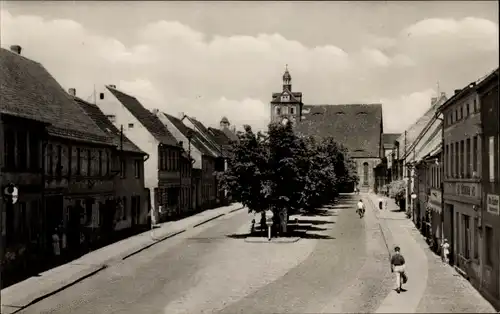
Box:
[17,194,496,313]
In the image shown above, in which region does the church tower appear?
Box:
[270,65,303,125]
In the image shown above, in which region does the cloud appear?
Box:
[1,9,498,133]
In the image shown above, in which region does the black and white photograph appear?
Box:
[0,1,499,313]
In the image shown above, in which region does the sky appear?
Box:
[1,1,498,133]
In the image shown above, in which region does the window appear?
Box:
[120,159,126,178]
[134,160,141,178]
[98,151,103,176]
[363,162,369,186]
[122,197,127,220]
[460,140,464,177]
[76,148,81,175]
[47,144,54,175]
[159,149,165,170]
[290,107,295,115]
[473,99,477,113]
[473,218,479,259]
[473,136,478,174]
[17,130,27,170]
[29,133,39,170]
[466,104,470,117]
[87,149,92,176]
[463,214,470,259]
[128,123,134,128]
[99,92,104,100]
[56,145,62,177]
[485,226,493,266]
[459,106,463,120]
[276,106,281,115]
[466,138,471,178]
[4,129,15,169]
[446,144,450,178]
[106,151,110,175]
[489,136,495,182]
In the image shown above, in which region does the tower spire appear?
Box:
[282,64,292,91]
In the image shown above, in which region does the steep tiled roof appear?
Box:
[295,104,382,158]
[0,48,111,145]
[222,127,239,142]
[184,116,222,157]
[162,113,216,157]
[74,97,145,154]
[208,127,233,157]
[383,133,400,146]
[106,86,178,146]
[271,90,302,104]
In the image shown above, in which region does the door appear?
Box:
[131,196,137,228]
[449,204,455,265]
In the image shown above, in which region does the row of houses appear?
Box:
[382,68,499,308]
[0,45,237,286]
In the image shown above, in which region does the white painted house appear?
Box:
[95,85,182,222]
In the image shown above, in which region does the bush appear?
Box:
[388,179,406,202]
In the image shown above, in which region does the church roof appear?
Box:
[295,104,383,158]
[270,90,302,104]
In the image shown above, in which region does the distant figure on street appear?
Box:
[378,196,384,210]
[441,238,450,264]
[356,199,365,218]
[391,246,407,293]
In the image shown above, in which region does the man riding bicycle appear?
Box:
[356,199,365,218]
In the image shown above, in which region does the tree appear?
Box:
[218,125,271,214]
[219,122,359,237]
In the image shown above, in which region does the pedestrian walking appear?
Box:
[441,238,450,264]
[356,199,365,218]
[51,228,61,266]
[378,196,384,210]
[390,246,407,294]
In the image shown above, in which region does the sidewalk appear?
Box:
[365,193,496,313]
[1,203,243,314]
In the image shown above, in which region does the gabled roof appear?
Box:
[162,113,216,157]
[222,127,239,142]
[106,86,178,147]
[184,116,222,157]
[0,48,111,145]
[74,97,145,154]
[295,104,383,158]
[398,94,447,159]
[208,127,232,146]
[383,133,400,146]
[415,120,442,161]
[271,90,302,104]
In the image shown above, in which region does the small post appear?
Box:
[268,225,271,241]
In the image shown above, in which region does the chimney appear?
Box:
[178,112,185,119]
[151,108,159,115]
[431,97,438,106]
[68,88,76,96]
[440,92,446,98]
[454,89,462,95]
[109,84,116,89]
[10,45,22,55]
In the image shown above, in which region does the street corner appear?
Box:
[244,237,300,243]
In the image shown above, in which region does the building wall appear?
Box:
[442,90,483,286]
[354,158,380,192]
[114,153,147,230]
[480,80,500,304]
[96,88,160,214]
[270,102,302,125]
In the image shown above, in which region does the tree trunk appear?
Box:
[280,208,288,234]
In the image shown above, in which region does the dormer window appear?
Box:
[281,94,290,102]
[312,112,322,116]
[128,123,134,128]
[336,111,345,115]
[357,112,367,115]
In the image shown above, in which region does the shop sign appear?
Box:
[487,194,499,215]
[455,183,479,198]
[429,189,442,205]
